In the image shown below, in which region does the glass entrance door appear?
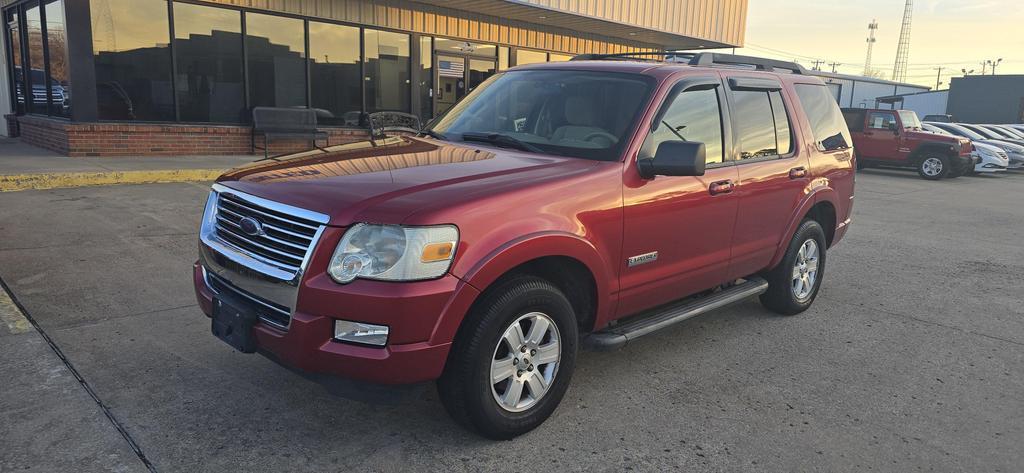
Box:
[434,54,496,116]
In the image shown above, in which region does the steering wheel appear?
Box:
[582,131,618,146]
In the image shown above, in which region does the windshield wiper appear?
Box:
[461,132,543,153]
[417,129,448,141]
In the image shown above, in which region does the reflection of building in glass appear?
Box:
[2,0,749,154]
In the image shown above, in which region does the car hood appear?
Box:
[973,142,1006,155]
[980,139,1024,153]
[216,136,599,226]
[907,130,967,146]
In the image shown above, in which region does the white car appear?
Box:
[924,122,1024,169]
[922,123,1008,173]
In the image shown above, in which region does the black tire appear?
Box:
[438,275,578,439]
[760,219,827,316]
[917,155,950,180]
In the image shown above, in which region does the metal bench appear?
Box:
[251,107,329,159]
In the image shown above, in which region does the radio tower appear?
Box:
[864,20,878,76]
[892,0,913,82]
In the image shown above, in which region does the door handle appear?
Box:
[709,180,734,196]
[789,167,808,179]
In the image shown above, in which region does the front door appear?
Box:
[618,79,740,318]
[859,110,901,160]
[434,55,497,116]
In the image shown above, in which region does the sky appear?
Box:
[719,0,1024,89]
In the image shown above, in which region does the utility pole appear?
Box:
[934,67,943,89]
[864,19,879,76]
[811,59,826,71]
[828,62,842,73]
[980,61,988,75]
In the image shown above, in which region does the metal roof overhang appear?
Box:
[409,0,734,50]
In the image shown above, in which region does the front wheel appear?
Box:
[760,220,827,315]
[438,276,578,439]
[917,155,950,180]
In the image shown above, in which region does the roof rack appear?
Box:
[570,51,807,75]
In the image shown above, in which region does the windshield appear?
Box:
[897,110,921,129]
[922,124,949,135]
[429,70,654,161]
[960,124,1000,139]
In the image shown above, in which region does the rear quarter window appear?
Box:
[795,84,852,152]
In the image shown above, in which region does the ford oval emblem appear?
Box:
[238,217,264,236]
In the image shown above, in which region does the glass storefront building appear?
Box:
[1,0,747,155]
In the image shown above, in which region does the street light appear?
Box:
[961,68,974,77]
[986,58,1003,75]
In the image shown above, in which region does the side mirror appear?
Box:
[638,141,706,179]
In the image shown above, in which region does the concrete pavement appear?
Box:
[0,169,1022,472]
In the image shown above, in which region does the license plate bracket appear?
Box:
[211,296,260,353]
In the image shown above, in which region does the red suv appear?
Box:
[194,53,855,438]
[842,108,973,179]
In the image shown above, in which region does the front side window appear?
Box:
[867,111,897,130]
[246,13,306,109]
[309,21,361,126]
[91,0,174,121]
[172,2,245,123]
[364,29,410,113]
[643,87,724,164]
[794,84,852,152]
[430,70,653,161]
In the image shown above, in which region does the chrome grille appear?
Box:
[213,191,321,275]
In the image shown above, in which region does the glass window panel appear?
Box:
[468,58,496,93]
[91,0,174,121]
[7,9,26,114]
[173,2,245,123]
[246,13,306,109]
[24,4,45,114]
[732,90,779,160]
[45,0,70,117]
[769,90,791,154]
[434,38,495,57]
[548,53,572,62]
[364,29,410,113]
[417,36,432,121]
[794,84,851,152]
[643,88,724,164]
[498,46,509,71]
[516,49,546,65]
[309,21,361,126]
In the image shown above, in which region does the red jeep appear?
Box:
[842,108,973,179]
[194,53,855,438]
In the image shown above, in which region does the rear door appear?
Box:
[617,75,740,317]
[858,110,902,160]
[721,74,811,279]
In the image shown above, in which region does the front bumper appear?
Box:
[194,261,479,385]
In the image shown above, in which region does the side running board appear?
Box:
[583,277,769,352]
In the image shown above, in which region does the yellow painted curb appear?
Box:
[0,169,226,192]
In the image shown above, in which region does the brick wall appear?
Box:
[14,115,372,157]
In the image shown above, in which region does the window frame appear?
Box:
[722,75,797,165]
[640,75,733,169]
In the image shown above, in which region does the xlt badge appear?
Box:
[628,251,659,267]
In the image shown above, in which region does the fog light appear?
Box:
[333,320,389,346]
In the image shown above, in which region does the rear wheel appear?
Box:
[438,276,578,439]
[760,220,827,315]
[917,155,950,180]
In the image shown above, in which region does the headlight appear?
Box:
[328,223,458,284]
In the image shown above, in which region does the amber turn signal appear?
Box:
[421,242,455,262]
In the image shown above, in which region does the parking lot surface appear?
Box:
[1,170,1022,472]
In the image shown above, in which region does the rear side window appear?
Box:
[732,90,793,160]
[842,109,865,132]
[643,87,725,164]
[794,84,852,152]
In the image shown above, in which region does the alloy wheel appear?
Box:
[791,239,820,301]
[490,312,561,413]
